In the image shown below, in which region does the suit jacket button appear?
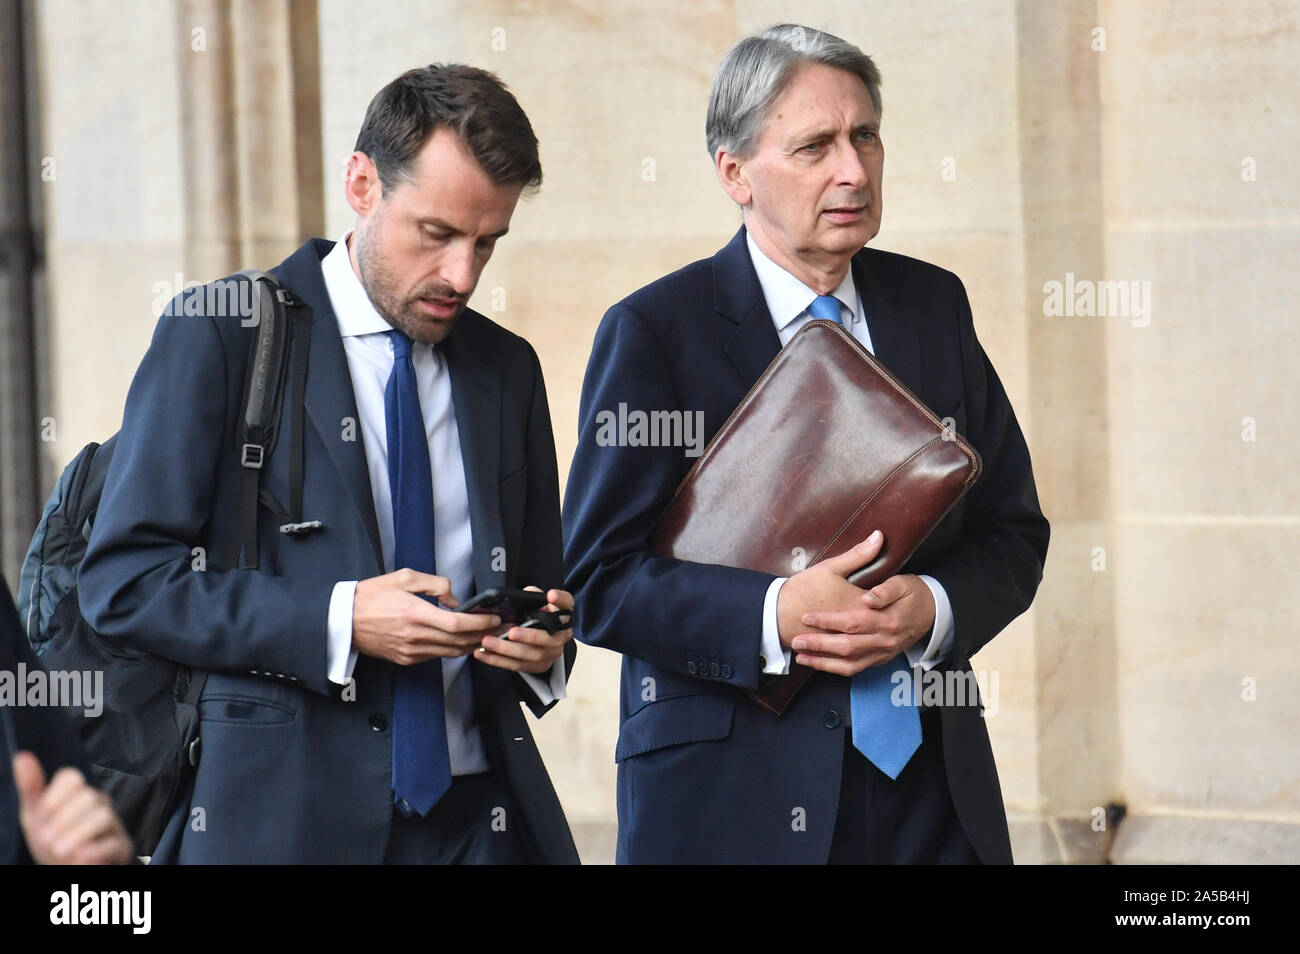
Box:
[687,661,697,675]
[710,662,720,677]
[721,664,733,679]
[823,710,841,729]
[369,714,388,732]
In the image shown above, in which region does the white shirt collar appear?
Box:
[321,230,398,339]
[745,229,858,332]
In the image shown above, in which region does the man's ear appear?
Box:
[344,151,382,217]
[715,149,752,208]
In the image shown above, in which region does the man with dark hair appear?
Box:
[78,64,578,864]
[564,25,1049,864]
[354,63,542,194]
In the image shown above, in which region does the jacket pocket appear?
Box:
[615,691,734,761]
[199,694,297,726]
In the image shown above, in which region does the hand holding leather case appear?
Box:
[650,319,981,715]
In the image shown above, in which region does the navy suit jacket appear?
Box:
[78,238,578,863]
[563,226,1049,864]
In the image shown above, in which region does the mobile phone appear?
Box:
[457,588,549,624]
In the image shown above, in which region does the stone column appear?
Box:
[1014,0,1121,863]
[178,0,323,275]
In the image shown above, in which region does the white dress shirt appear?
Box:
[745,232,956,676]
[321,231,564,776]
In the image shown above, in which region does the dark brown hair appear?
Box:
[353,64,542,194]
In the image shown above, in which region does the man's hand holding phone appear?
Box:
[468,586,575,675]
[351,568,503,666]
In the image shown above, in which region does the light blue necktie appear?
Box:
[385,329,452,816]
[807,294,844,324]
[807,296,922,778]
[850,657,921,779]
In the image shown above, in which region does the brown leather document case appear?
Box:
[650,319,982,716]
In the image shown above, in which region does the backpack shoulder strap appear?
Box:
[228,269,311,569]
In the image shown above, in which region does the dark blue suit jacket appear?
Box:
[78,239,578,863]
[563,227,1049,863]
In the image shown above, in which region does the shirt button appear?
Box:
[823,710,841,729]
[369,714,388,732]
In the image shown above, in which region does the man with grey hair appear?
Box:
[564,25,1049,863]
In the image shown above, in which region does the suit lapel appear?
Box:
[853,250,924,398]
[275,240,508,592]
[274,239,385,575]
[723,306,784,388]
[715,227,783,388]
[442,318,505,596]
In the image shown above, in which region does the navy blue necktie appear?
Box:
[385,329,452,816]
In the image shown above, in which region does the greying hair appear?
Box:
[706,24,882,160]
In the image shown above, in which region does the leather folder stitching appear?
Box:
[814,436,944,563]
[819,320,984,490]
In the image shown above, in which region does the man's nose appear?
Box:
[441,241,478,295]
[834,140,870,189]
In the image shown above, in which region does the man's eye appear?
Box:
[856,130,877,144]
[800,141,823,153]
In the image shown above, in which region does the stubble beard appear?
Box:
[354,226,466,347]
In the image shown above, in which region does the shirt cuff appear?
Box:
[905,574,955,671]
[759,577,791,675]
[327,580,360,686]
[519,656,567,706]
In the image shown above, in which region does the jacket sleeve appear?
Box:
[562,302,775,691]
[921,273,1051,665]
[77,296,336,696]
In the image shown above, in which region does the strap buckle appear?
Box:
[240,443,264,469]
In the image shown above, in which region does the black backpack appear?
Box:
[16,268,312,854]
